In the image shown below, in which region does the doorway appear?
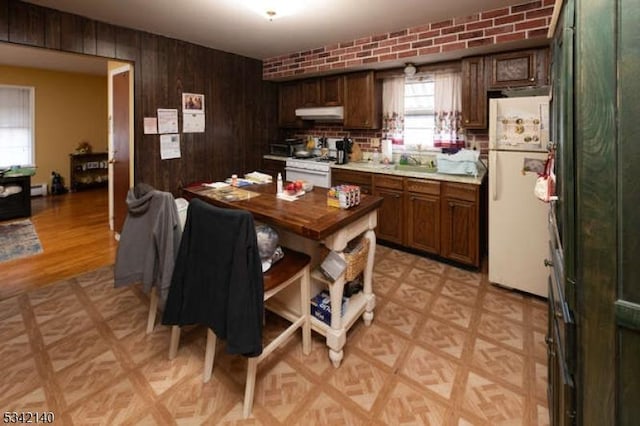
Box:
[108,63,133,235]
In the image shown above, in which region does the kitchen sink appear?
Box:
[394,164,437,173]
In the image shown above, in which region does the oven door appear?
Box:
[285,167,331,188]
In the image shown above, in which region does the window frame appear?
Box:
[0,84,36,168]
[402,76,436,148]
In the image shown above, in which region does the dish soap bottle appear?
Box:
[277,173,283,194]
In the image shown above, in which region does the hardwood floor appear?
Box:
[0,188,117,301]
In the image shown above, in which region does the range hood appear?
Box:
[295,106,344,121]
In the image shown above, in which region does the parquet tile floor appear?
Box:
[1,245,549,425]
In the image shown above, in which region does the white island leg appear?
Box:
[361,229,377,326]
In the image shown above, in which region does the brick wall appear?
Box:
[263,0,553,80]
[288,125,490,158]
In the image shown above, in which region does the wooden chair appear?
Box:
[171,247,310,417]
[163,199,311,418]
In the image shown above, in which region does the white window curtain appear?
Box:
[0,85,35,168]
[382,76,405,144]
[433,72,464,148]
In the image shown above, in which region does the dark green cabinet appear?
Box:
[549,0,640,424]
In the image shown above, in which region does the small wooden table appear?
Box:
[183,183,383,367]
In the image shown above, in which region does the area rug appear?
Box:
[0,218,43,262]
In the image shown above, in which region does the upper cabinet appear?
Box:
[277,72,380,129]
[300,79,321,107]
[278,81,303,128]
[300,75,344,107]
[485,48,549,89]
[321,75,344,106]
[461,47,550,130]
[461,56,487,129]
[344,71,381,129]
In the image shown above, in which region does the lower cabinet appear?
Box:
[331,168,372,194]
[373,175,404,245]
[406,178,441,255]
[331,168,483,267]
[440,182,479,266]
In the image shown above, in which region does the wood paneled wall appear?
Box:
[0,0,279,195]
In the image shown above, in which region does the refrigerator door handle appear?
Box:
[491,150,498,201]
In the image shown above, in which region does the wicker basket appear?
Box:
[343,237,369,281]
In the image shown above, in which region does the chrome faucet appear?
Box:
[406,155,421,165]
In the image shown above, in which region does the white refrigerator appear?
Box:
[488,96,550,297]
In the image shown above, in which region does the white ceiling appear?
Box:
[3,0,533,76]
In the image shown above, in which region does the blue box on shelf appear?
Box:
[310,290,348,326]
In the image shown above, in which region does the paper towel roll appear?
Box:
[381,139,393,161]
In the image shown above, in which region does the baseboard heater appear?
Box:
[31,182,47,197]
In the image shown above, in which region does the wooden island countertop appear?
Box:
[182,183,383,242]
[182,182,383,368]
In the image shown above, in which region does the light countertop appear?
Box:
[331,161,487,185]
[262,155,487,185]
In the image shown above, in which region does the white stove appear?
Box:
[285,156,334,188]
[284,138,340,188]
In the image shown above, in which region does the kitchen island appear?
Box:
[183,183,383,367]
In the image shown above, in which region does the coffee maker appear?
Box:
[336,137,353,164]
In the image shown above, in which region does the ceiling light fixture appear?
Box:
[404,63,417,77]
[243,1,300,21]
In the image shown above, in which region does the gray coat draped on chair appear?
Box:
[114,183,181,308]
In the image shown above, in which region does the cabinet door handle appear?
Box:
[544,259,553,267]
[529,77,535,82]
[464,119,469,123]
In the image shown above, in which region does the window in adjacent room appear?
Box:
[0,85,35,168]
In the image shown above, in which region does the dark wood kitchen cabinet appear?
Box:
[440,182,479,266]
[321,75,344,106]
[331,168,372,194]
[344,71,381,129]
[461,56,487,129]
[406,178,441,254]
[300,78,321,107]
[486,48,549,89]
[373,175,404,245]
[300,76,344,107]
[332,168,483,268]
[278,81,303,128]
